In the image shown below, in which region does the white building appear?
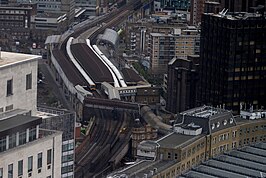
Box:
[0,113,62,178]
[0,51,40,115]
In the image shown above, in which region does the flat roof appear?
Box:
[108,160,177,177]
[0,114,42,137]
[181,142,266,178]
[157,132,204,149]
[0,51,40,68]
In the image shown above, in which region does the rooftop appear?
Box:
[107,160,177,178]
[181,105,229,118]
[207,11,266,20]
[157,132,204,149]
[0,51,40,68]
[0,114,42,136]
[180,142,266,178]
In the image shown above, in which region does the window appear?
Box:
[8,164,13,178]
[7,79,13,96]
[28,156,33,172]
[19,131,26,145]
[38,152,42,169]
[0,168,3,178]
[26,73,32,90]
[18,160,23,176]
[29,128,36,142]
[47,149,52,165]
[5,104,13,111]
[9,134,16,149]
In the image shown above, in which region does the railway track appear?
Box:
[52,1,143,177]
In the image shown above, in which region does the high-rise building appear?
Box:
[166,55,199,113]
[198,11,266,113]
[0,51,40,115]
[190,0,206,25]
[149,26,200,75]
[216,0,266,12]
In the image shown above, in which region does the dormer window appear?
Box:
[216,122,220,128]
[223,120,227,125]
[229,118,234,124]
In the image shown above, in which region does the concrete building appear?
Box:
[190,0,206,25]
[166,55,199,113]
[149,26,200,75]
[154,0,190,11]
[30,13,69,42]
[75,0,100,16]
[125,16,188,57]
[37,106,76,178]
[0,6,32,51]
[108,106,266,177]
[0,51,40,115]
[0,113,62,178]
[198,11,266,113]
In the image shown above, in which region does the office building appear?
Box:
[198,11,266,113]
[38,106,76,178]
[154,0,190,11]
[215,0,266,12]
[149,26,200,75]
[75,0,100,16]
[166,55,199,113]
[0,113,62,178]
[0,51,40,115]
[180,142,266,177]
[108,106,266,177]
[0,6,32,51]
[190,0,206,25]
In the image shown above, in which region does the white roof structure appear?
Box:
[100,28,119,46]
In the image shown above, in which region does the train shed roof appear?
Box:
[71,43,113,83]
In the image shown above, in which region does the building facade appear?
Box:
[149,26,200,75]
[0,114,62,178]
[109,106,266,177]
[198,12,266,113]
[166,55,199,113]
[38,106,76,178]
[0,51,40,115]
[190,0,205,25]
[154,0,190,11]
[215,0,266,12]
[0,6,32,52]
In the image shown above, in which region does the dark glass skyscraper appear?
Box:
[198,12,266,113]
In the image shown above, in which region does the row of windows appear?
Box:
[181,142,205,159]
[0,15,24,20]
[0,149,52,178]
[0,10,26,14]
[6,73,32,97]
[0,128,36,152]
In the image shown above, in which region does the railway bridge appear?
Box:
[84,97,145,111]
